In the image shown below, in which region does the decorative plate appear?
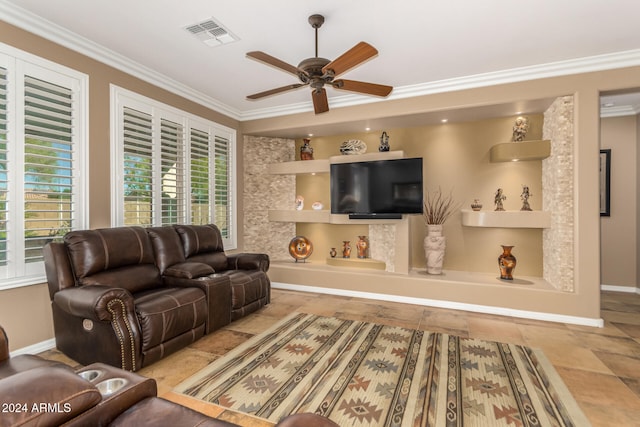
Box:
[288,236,313,261]
[339,139,367,155]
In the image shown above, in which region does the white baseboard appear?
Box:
[272,282,605,328]
[601,284,640,294]
[10,338,56,358]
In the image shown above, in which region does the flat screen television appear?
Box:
[330,157,423,219]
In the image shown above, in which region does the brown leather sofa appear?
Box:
[0,325,339,427]
[43,224,270,371]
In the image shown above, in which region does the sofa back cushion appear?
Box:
[174,224,228,270]
[146,226,186,274]
[64,227,161,293]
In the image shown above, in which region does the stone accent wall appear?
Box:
[542,96,575,291]
[243,136,295,261]
[369,224,397,272]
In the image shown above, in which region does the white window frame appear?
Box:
[0,43,88,290]
[110,85,237,249]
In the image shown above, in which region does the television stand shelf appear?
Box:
[326,257,386,270]
[268,209,405,224]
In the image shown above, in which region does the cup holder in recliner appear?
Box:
[96,378,128,396]
[77,369,103,382]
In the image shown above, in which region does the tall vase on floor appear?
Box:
[424,224,445,274]
[423,187,460,275]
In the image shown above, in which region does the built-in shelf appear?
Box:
[326,257,386,270]
[461,209,551,228]
[267,159,329,175]
[268,209,406,225]
[268,209,330,223]
[490,140,550,162]
[329,150,404,164]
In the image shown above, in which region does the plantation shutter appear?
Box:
[190,128,210,225]
[213,134,231,239]
[0,67,7,266]
[23,75,74,263]
[123,107,153,226]
[160,118,184,225]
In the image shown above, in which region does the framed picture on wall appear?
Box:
[600,149,611,216]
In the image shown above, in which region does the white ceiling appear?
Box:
[3,0,640,121]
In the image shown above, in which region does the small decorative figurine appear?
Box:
[295,195,304,211]
[494,188,506,211]
[512,116,530,142]
[379,131,390,152]
[300,138,314,160]
[470,199,483,211]
[342,241,351,258]
[520,185,532,211]
[311,201,323,210]
[340,139,367,155]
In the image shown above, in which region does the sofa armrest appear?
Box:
[164,262,215,279]
[53,285,135,322]
[227,253,270,272]
[0,365,102,426]
[0,325,8,363]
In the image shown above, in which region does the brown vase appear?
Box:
[342,241,351,258]
[498,245,517,280]
[356,235,369,258]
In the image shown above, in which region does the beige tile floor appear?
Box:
[40,289,640,426]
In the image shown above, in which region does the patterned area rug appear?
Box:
[174,313,590,426]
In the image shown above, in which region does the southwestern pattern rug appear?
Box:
[174,313,590,426]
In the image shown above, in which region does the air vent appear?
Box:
[184,18,238,47]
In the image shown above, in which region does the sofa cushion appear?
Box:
[164,262,215,279]
[218,270,270,310]
[175,224,224,257]
[146,226,186,274]
[0,365,102,427]
[65,227,156,279]
[79,264,161,295]
[134,287,207,351]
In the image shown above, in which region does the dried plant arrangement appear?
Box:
[423,187,461,225]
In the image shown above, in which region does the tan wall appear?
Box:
[600,115,638,288]
[291,115,545,276]
[0,21,241,351]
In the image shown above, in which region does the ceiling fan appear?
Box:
[246,14,393,114]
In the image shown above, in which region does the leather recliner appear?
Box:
[0,324,338,427]
[43,224,270,372]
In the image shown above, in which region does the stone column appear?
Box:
[243,136,295,261]
[542,96,575,291]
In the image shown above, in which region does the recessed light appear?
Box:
[365,127,371,131]
[441,119,448,123]
[307,133,314,137]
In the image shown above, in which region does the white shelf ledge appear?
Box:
[461,209,551,228]
[490,140,550,162]
[267,159,329,175]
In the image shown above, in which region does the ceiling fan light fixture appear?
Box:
[245,14,392,114]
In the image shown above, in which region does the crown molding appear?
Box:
[0,1,243,120]
[4,0,640,122]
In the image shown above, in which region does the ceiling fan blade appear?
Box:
[322,42,378,77]
[332,79,393,97]
[247,83,306,100]
[312,88,329,114]
[246,51,302,78]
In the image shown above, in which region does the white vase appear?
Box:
[424,224,446,274]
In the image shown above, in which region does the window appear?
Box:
[0,44,88,289]
[111,86,237,248]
